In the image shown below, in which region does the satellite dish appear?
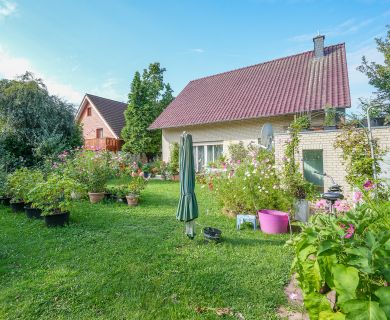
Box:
[260,123,274,150]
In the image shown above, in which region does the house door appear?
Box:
[303,149,324,192]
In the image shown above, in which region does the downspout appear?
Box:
[366,105,377,180]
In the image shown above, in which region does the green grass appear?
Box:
[0,180,293,320]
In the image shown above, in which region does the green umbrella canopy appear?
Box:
[176,133,198,237]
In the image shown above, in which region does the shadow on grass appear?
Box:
[219,236,287,247]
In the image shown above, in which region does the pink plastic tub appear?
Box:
[258,209,289,234]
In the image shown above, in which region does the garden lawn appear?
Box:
[0,180,293,320]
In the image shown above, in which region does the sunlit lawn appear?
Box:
[0,180,292,319]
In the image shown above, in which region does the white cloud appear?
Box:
[0,0,16,18]
[90,77,125,102]
[0,45,83,103]
[289,18,374,42]
[191,48,205,53]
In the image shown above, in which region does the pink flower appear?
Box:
[315,199,327,210]
[236,160,241,164]
[363,180,375,190]
[334,200,351,213]
[353,191,363,203]
[344,224,355,239]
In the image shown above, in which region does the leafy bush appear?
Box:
[0,170,9,197]
[282,119,315,200]
[228,142,248,162]
[212,147,292,215]
[127,176,147,196]
[295,114,311,130]
[167,143,179,175]
[7,167,44,202]
[63,149,115,193]
[334,123,384,187]
[106,185,129,199]
[289,185,390,320]
[29,173,84,215]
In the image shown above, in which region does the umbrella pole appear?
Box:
[185,220,196,239]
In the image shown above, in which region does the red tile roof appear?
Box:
[150,43,351,129]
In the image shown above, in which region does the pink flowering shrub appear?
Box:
[210,145,292,215]
[289,180,390,319]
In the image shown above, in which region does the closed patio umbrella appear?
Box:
[176,132,199,239]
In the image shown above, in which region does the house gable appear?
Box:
[76,95,118,139]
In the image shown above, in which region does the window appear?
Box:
[303,149,324,192]
[96,128,103,138]
[193,144,223,172]
[87,107,92,116]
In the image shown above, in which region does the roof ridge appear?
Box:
[189,43,345,83]
[86,93,127,105]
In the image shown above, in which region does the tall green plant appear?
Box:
[282,118,314,200]
[167,142,179,175]
[121,63,174,160]
[334,123,384,187]
[289,187,390,320]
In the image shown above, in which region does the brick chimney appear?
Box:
[313,34,325,58]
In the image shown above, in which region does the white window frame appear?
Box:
[193,142,223,172]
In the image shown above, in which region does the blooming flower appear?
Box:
[344,224,355,239]
[334,200,351,213]
[237,160,241,165]
[352,191,363,203]
[363,180,375,191]
[315,199,327,210]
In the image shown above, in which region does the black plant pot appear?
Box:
[143,172,149,178]
[203,227,222,242]
[0,197,11,206]
[10,201,25,213]
[44,211,70,227]
[104,193,114,201]
[25,206,42,219]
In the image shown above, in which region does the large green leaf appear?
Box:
[319,311,346,320]
[342,300,387,320]
[318,254,337,289]
[318,240,340,256]
[332,264,359,304]
[304,292,333,320]
[375,287,390,318]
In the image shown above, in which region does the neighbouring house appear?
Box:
[76,93,127,152]
[150,34,390,195]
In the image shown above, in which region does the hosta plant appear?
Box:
[288,185,390,320]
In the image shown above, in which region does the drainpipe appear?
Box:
[366,105,377,180]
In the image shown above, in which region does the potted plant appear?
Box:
[0,171,11,206]
[31,173,84,227]
[168,143,180,181]
[7,168,30,212]
[141,163,151,178]
[295,115,311,131]
[73,150,113,204]
[126,176,147,206]
[23,169,45,218]
[106,184,128,203]
[324,106,337,130]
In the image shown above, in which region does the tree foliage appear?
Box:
[358,25,390,118]
[0,72,83,171]
[121,63,173,159]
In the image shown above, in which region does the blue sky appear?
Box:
[0,0,389,114]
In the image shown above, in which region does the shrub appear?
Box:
[7,167,44,203]
[63,149,115,193]
[0,171,10,197]
[289,185,390,320]
[282,119,315,200]
[212,147,292,215]
[334,123,384,187]
[29,173,84,215]
[295,114,311,130]
[228,142,248,162]
[167,143,179,175]
[127,176,147,196]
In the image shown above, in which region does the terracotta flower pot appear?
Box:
[126,194,139,206]
[88,192,105,204]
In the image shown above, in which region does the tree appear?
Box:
[0,72,83,171]
[121,63,174,160]
[358,25,390,118]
